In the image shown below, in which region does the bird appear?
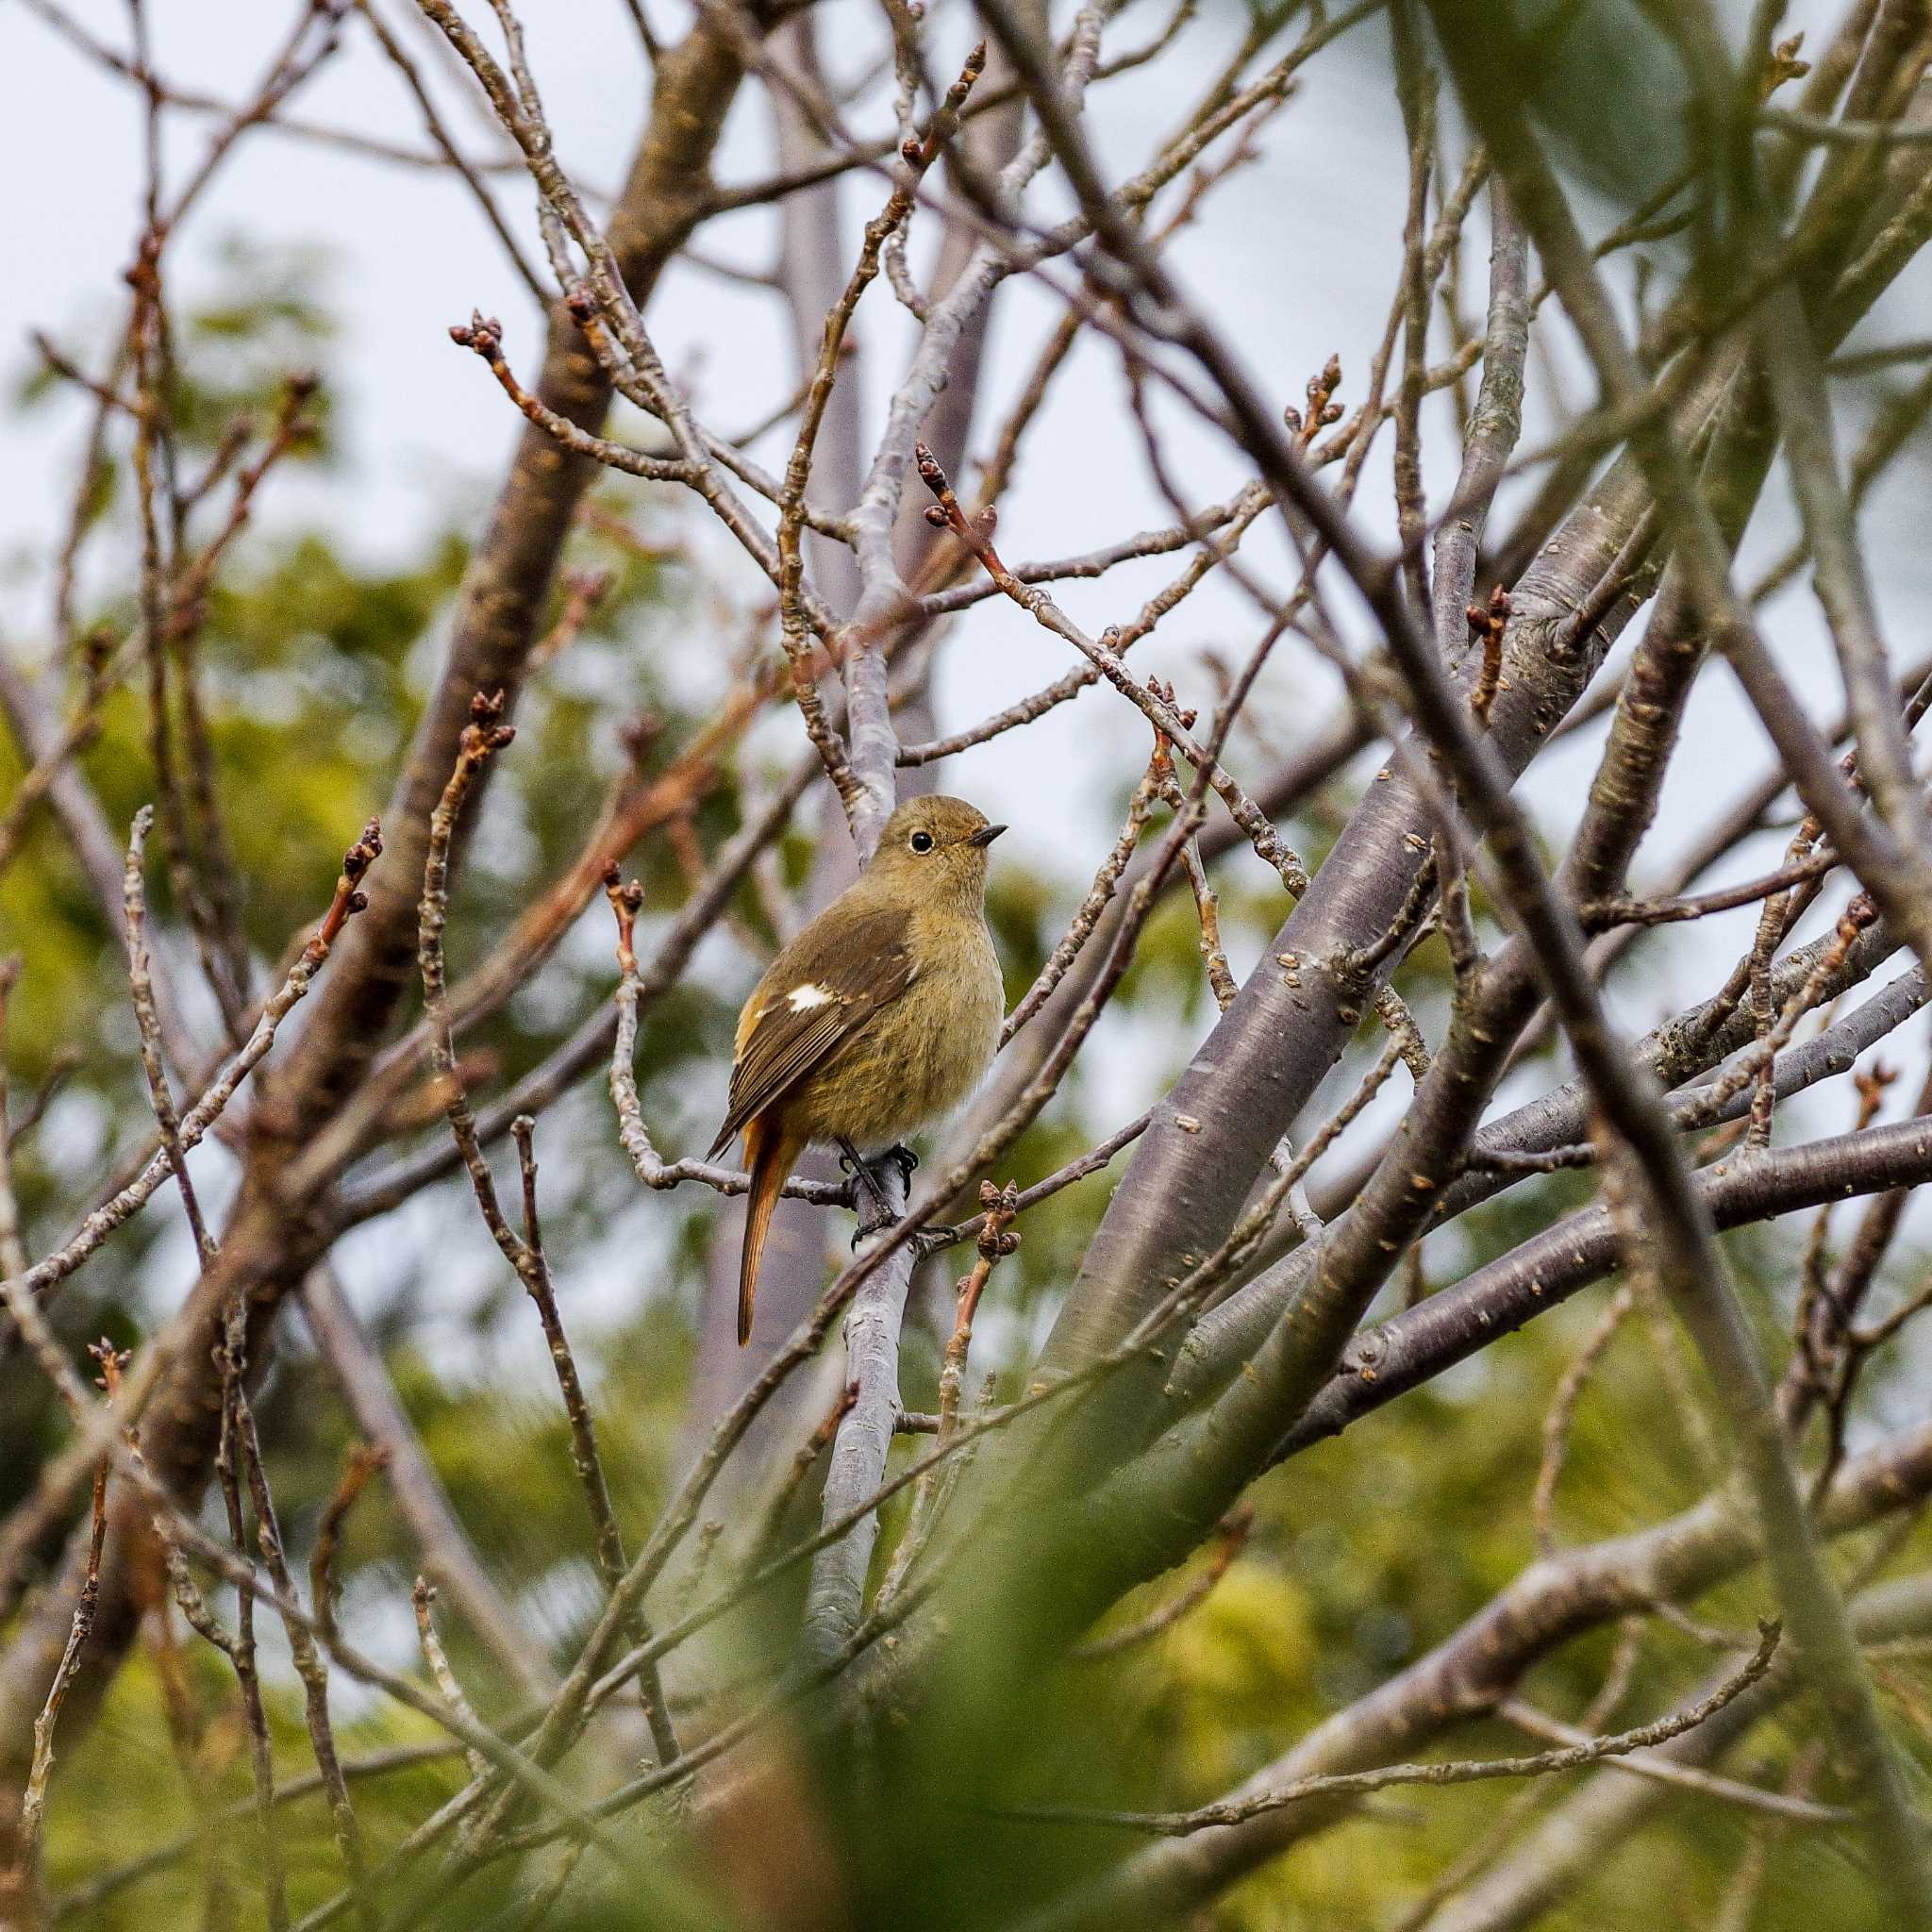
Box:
[708,794,1007,1346]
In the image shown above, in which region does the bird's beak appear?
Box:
[968,823,1007,847]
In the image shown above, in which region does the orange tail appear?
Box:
[737,1117,805,1347]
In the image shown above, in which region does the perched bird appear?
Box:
[708,794,1007,1345]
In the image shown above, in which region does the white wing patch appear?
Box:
[787,983,836,1012]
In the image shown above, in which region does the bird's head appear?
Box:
[865,794,1006,908]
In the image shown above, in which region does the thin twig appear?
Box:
[1005,1624,1781,1834]
[18,1343,118,1881]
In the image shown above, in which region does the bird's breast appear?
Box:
[790,914,1002,1145]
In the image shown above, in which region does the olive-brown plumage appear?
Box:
[709,795,1006,1344]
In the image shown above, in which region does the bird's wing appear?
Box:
[707,904,916,1156]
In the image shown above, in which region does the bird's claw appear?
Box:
[850,1189,898,1245]
[836,1139,916,1242]
[836,1138,900,1237]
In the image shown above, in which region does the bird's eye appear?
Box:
[909,830,934,853]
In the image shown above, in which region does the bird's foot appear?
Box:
[883,1142,919,1189]
[848,1190,900,1246]
[838,1139,900,1241]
